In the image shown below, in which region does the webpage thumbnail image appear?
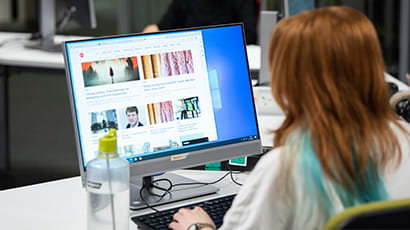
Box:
[145,97,201,126]
[123,135,180,156]
[82,57,140,87]
[146,101,175,125]
[175,96,201,120]
[90,109,118,134]
[117,105,147,130]
[141,50,194,79]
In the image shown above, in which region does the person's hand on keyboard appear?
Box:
[168,206,216,230]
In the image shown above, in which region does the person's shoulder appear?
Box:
[260,147,284,163]
[250,147,284,175]
[396,120,410,148]
[391,120,410,139]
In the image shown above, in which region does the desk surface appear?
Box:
[0,170,247,230]
[0,32,87,69]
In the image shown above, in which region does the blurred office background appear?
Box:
[0,0,408,190]
[0,0,408,80]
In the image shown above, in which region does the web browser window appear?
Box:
[65,24,259,168]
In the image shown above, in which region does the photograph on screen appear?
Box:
[117,105,147,129]
[120,141,152,157]
[152,139,179,151]
[90,109,118,134]
[146,101,175,125]
[175,96,201,120]
[81,56,140,87]
[141,50,194,79]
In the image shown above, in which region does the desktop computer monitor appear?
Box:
[36,0,97,51]
[63,23,261,209]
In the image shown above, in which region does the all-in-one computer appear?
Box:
[63,23,261,212]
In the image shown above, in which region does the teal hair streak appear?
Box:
[299,133,334,222]
[298,133,389,223]
[333,154,389,207]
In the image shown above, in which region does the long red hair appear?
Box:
[269,6,405,189]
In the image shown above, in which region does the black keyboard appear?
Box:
[131,194,236,230]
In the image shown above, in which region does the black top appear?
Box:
[126,122,144,129]
[158,0,258,44]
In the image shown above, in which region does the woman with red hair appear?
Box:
[169,6,410,230]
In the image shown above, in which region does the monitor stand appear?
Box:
[24,38,62,53]
[24,0,61,53]
[129,172,219,210]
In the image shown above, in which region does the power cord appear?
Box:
[226,164,243,186]
[139,169,243,212]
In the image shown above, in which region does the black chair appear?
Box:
[324,198,410,230]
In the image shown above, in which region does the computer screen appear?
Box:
[35,0,97,51]
[63,23,261,208]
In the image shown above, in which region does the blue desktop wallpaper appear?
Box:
[202,24,259,141]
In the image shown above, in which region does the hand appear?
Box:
[168,207,216,230]
[142,24,160,33]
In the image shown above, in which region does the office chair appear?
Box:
[323,198,410,230]
[390,90,410,122]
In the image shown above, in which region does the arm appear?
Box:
[142,0,184,33]
[219,148,290,229]
[170,149,290,230]
[142,24,159,33]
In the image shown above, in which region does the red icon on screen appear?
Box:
[79,53,84,58]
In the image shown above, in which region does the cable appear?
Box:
[172,171,232,187]
[139,169,244,211]
[226,164,243,186]
[138,185,162,213]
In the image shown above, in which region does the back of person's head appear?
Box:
[269,6,388,123]
[268,6,408,227]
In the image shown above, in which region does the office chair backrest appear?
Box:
[390,90,410,122]
[324,198,410,230]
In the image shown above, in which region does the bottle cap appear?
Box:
[99,129,117,153]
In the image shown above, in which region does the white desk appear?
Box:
[0,170,247,230]
[0,32,63,69]
[0,32,88,69]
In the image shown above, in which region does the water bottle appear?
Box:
[86,129,130,230]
